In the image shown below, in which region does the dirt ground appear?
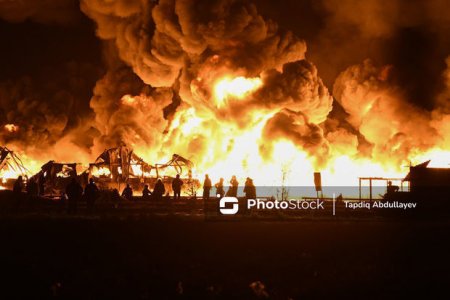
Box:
[0,213,449,299]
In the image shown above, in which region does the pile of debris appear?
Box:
[1,145,198,196]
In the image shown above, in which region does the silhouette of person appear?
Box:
[226,175,239,197]
[172,174,183,201]
[215,178,225,199]
[122,184,133,201]
[13,175,24,194]
[66,178,83,214]
[243,177,256,200]
[385,181,399,200]
[112,188,120,208]
[387,181,399,194]
[203,174,212,201]
[84,178,99,212]
[38,172,45,196]
[153,178,165,202]
[142,184,152,200]
[26,177,38,197]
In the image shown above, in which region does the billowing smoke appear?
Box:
[0,61,101,161]
[1,0,450,180]
[80,0,333,167]
[81,0,306,87]
[261,109,329,164]
[333,59,449,165]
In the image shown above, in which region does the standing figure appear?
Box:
[172,174,183,201]
[153,178,166,202]
[243,177,256,200]
[142,184,152,200]
[66,178,83,214]
[215,178,225,199]
[121,184,133,201]
[13,176,24,194]
[84,178,99,212]
[203,174,212,201]
[38,172,45,196]
[26,177,39,197]
[226,175,239,197]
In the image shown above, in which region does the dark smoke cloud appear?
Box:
[333,59,442,163]
[254,60,332,124]
[1,0,450,171]
[308,0,450,109]
[81,0,325,152]
[261,109,329,164]
[90,65,173,153]
[81,0,307,88]
[0,61,101,142]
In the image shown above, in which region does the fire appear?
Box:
[2,74,449,199]
[130,164,152,177]
[214,76,262,107]
[91,166,111,177]
[4,124,19,133]
[160,74,449,195]
[412,149,450,168]
[121,94,137,105]
[0,169,21,184]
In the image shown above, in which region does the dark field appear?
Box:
[1,214,449,299]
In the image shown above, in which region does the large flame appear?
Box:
[213,76,262,107]
[154,74,450,193]
[2,74,449,197]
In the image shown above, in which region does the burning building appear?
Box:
[0,146,29,190]
[33,160,86,197]
[89,146,198,194]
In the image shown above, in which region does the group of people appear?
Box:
[65,178,99,214]
[11,173,256,212]
[121,178,167,202]
[12,175,44,197]
[121,174,257,202]
[202,175,256,200]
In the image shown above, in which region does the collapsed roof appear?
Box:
[0,146,30,181]
[90,146,194,179]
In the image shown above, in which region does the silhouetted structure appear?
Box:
[403,160,450,201]
[0,146,29,190]
[65,178,82,214]
[122,184,133,200]
[26,177,38,197]
[172,174,183,201]
[84,178,99,211]
[203,174,212,200]
[35,161,81,197]
[215,178,225,198]
[89,146,196,195]
[243,177,256,200]
[226,175,239,197]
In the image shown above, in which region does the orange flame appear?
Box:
[213,76,262,107]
